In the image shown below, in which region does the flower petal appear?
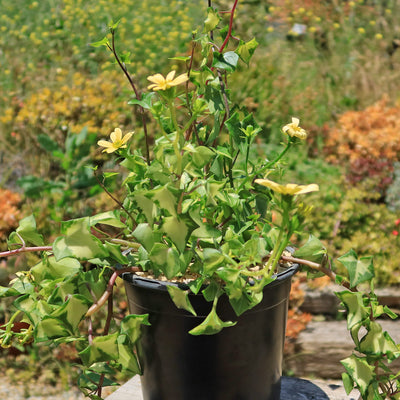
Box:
[171,73,189,86]
[147,73,165,84]
[166,70,176,82]
[291,117,300,126]
[121,131,134,145]
[295,183,319,194]
[110,128,122,142]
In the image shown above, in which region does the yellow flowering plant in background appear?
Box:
[1,1,399,399]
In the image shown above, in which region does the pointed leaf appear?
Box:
[341,355,375,397]
[167,285,197,316]
[203,7,220,32]
[53,219,108,261]
[8,215,44,246]
[90,36,110,48]
[162,216,188,252]
[212,51,239,72]
[336,290,370,330]
[189,306,236,335]
[236,38,259,65]
[338,250,374,288]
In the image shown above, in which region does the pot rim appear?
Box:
[122,263,299,293]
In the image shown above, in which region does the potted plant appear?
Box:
[1,2,399,400]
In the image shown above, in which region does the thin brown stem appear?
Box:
[108,31,151,165]
[0,246,53,258]
[218,0,239,53]
[85,267,140,317]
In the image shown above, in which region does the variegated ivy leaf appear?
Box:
[294,234,327,264]
[53,218,108,261]
[35,295,90,341]
[359,321,400,360]
[167,285,197,316]
[189,305,236,336]
[79,333,119,366]
[236,38,259,65]
[336,290,370,331]
[338,250,374,288]
[341,355,375,398]
[203,7,220,33]
[31,256,81,281]
[8,214,44,247]
[162,216,188,252]
[117,339,142,374]
[120,314,150,344]
[89,211,126,228]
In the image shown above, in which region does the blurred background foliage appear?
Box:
[1,0,400,388]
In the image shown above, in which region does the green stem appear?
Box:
[266,140,292,168]
[5,310,22,334]
[168,98,183,174]
[263,227,285,278]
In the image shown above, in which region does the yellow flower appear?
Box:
[358,27,365,34]
[255,179,319,195]
[375,33,383,40]
[97,128,133,153]
[147,70,188,91]
[282,117,307,139]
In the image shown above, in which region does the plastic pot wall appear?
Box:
[123,266,297,400]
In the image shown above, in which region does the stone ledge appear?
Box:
[286,319,400,379]
[300,284,400,315]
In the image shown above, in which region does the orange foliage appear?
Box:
[325,97,400,163]
[324,97,400,193]
[0,189,21,240]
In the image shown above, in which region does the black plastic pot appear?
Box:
[123,265,298,400]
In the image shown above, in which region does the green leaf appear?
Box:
[31,256,81,281]
[202,248,225,274]
[341,372,354,395]
[203,7,220,33]
[120,314,150,344]
[37,134,61,153]
[8,215,44,247]
[133,223,155,252]
[128,92,154,110]
[36,295,90,340]
[341,355,375,397]
[235,38,259,65]
[152,185,177,216]
[336,290,370,330]
[133,194,156,225]
[338,250,374,288]
[212,51,239,72]
[149,243,169,270]
[189,305,236,335]
[169,56,191,62]
[167,285,197,316]
[192,146,215,168]
[109,19,121,30]
[53,218,108,261]
[117,340,141,374]
[89,211,126,228]
[359,321,399,359]
[164,247,185,279]
[294,235,327,263]
[225,111,244,146]
[79,333,119,366]
[162,216,188,252]
[90,36,110,48]
[103,241,129,265]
